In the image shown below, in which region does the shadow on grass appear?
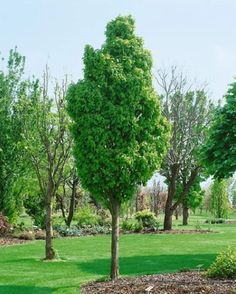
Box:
[0,285,54,294]
[78,254,217,276]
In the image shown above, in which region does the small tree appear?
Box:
[210,179,230,219]
[67,15,169,279]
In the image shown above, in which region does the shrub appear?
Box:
[121,219,134,231]
[205,218,225,224]
[121,219,143,233]
[18,231,35,240]
[74,206,100,226]
[0,212,10,236]
[206,247,236,279]
[135,210,159,230]
[35,230,46,240]
[53,226,81,237]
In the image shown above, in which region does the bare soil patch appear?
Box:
[82,272,236,294]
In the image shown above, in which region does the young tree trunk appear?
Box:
[45,180,56,260]
[182,205,189,225]
[110,200,120,280]
[164,165,179,230]
[66,180,77,227]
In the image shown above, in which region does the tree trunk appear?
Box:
[110,200,120,280]
[45,180,56,260]
[66,180,77,227]
[182,205,189,225]
[164,164,179,230]
[164,205,173,230]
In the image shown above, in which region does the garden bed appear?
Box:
[82,272,236,294]
[0,237,28,246]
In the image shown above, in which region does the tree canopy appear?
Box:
[202,81,236,179]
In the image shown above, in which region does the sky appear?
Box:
[1,0,236,101]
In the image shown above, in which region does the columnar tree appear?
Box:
[156,67,213,230]
[202,80,236,179]
[67,15,169,280]
[210,179,230,218]
[0,49,25,221]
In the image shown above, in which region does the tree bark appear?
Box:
[182,205,189,225]
[45,180,56,260]
[164,164,179,230]
[110,200,120,280]
[66,179,77,227]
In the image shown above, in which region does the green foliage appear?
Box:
[201,81,236,179]
[75,206,100,226]
[207,247,236,279]
[121,218,144,232]
[0,49,26,222]
[67,15,169,208]
[210,179,230,219]
[135,210,159,230]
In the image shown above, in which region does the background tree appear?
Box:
[17,71,72,259]
[0,49,25,222]
[156,67,213,230]
[210,179,230,218]
[201,80,236,179]
[67,15,169,280]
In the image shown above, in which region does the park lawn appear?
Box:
[0,219,236,293]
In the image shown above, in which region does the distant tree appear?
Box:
[210,179,230,218]
[156,67,213,230]
[149,180,161,216]
[201,81,236,179]
[67,15,169,279]
[175,176,204,225]
[0,49,25,222]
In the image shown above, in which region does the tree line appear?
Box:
[0,15,235,280]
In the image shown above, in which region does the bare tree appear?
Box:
[155,66,212,229]
[19,69,72,259]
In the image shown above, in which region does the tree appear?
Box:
[67,15,169,280]
[17,70,72,259]
[201,81,236,179]
[156,67,213,230]
[175,176,204,225]
[0,49,25,222]
[210,179,230,218]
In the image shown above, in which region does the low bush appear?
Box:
[121,219,143,233]
[206,247,236,279]
[54,226,81,237]
[18,231,35,240]
[74,206,100,226]
[35,230,46,240]
[135,210,159,230]
[205,218,225,224]
[0,212,10,236]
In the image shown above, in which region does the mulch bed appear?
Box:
[0,237,28,246]
[82,272,236,294]
[123,229,215,235]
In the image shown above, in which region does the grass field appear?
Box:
[1,213,236,293]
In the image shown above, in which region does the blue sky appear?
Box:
[1,0,236,100]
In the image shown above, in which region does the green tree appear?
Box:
[67,15,169,279]
[0,49,25,222]
[202,81,236,179]
[210,179,230,218]
[17,70,72,259]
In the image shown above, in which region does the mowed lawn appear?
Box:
[0,217,236,293]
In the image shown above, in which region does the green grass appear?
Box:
[1,214,236,293]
